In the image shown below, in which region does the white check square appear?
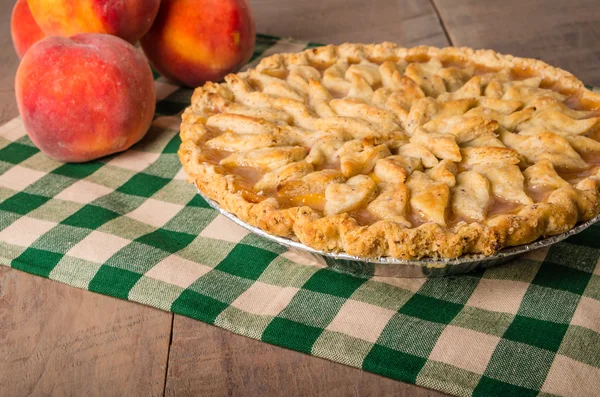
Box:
[126,198,183,228]
[55,179,113,204]
[429,325,501,374]
[0,165,46,191]
[466,278,529,314]
[542,354,600,397]
[231,281,299,316]
[67,231,130,263]
[200,214,250,243]
[146,255,212,288]
[0,216,56,247]
[107,150,161,172]
[326,300,396,343]
[571,296,600,334]
[0,117,27,142]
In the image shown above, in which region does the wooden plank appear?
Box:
[165,315,447,397]
[166,2,448,395]
[0,267,172,397]
[432,0,600,86]
[250,0,449,47]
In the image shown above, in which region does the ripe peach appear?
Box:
[27,0,161,44]
[140,0,256,87]
[11,0,45,58]
[16,34,156,163]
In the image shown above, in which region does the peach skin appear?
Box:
[11,0,45,58]
[27,0,161,44]
[140,0,256,87]
[15,33,156,163]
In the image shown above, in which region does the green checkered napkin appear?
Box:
[2,35,600,397]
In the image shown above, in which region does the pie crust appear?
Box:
[178,43,600,259]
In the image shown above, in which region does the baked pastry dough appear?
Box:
[179,43,600,259]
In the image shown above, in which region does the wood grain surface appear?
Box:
[2,0,600,395]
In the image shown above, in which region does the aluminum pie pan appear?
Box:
[198,189,600,278]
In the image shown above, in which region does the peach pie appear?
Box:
[178,43,600,259]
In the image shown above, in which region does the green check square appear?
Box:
[88,265,142,299]
[171,289,229,324]
[162,205,217,235]
[0,192,49,215]
[24,173,74,197]
[483,259,542,282]
[215,306,273,339]
[312,331,374,367]
[376,313,445,358]
[0,241,27,262]
[473,376,538,397]
[176,236,233,268]
[136,228,196,254]
[451,306,514,337]
[278,289,346,328]
[584,274,600,300]
[18,152,62,172]
[187,194,211,208]
[28,199,83,223]
[117,172,170,197]
[155,100,188,116]
[104,241,168,274]
[558,325,600,367]
[85,165,136,189]
[399,294,463,324]
[52,162,103,180]
[350,280,413,311]
[531,261,592,295]
[261,317,323,354]
[187,270,252,303]
[417,275,481,305]
[92,191,145,214]
[215,244,278,280]
[257,256,320,287]
[518,284,581,323]
[128,276,184,310]
[152,180,196,205]
[0,210,20,231]
[61,205,120,229]
[0,142,39,164]
[363,344,427,384]
[565,225,600,249]
[545,242,600,273]
[49,256,103,288]
[141,154,181,179]
[302,269,367,298]
[503,315,568,351]
[417,361,481,397]
[132,125,178,153]
[98,216,156,240]
[484,339,555,390]
[0,187,14,201]
[12,247,63,277]
[31,224,91,254]
[239,233,288,255]
[162,134,182,154]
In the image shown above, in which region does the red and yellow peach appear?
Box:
[27,0,161,44]
[11,0,45,58]
[141,0,256,87]
[16,34,156,163]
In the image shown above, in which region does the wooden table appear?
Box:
[1,0,599,395]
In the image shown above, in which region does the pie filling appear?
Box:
[179,43,600,259]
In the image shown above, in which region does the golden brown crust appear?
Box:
[178,43,600,259]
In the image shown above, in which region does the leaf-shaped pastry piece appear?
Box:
[207,132,284,152]
[340,144,391,177]
[374,155,422,183]
[287,65,322,92]
[404,59,446,97]
[410,128,461,162]
[465,106,535,131]
[473,164,533,205]
[422,115,498,143]
[254,161,314,192]
[460,147,520,167]
[206,114,281,135]
[528,96,597,119]
[367,183,412,227]
[475,98,523,114]
[322,62,350,96]
[330,98,400,132]
[436,66,475,92]
[386,77,426,121]
[324,175,377,216]
[566,135,600,159]
[406,171,450,226]
[398,144,439,168]
[307,79,336,118]
[426,160,458,187]
[462,134,505,148]
[517,109,599,137]
[502,84,566,104]
[523,160,570,189]
[437,76,482,101]
[501,130,588,170]
[277,169,345,197]
[451,171,492,222]
[221,146,307,171]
